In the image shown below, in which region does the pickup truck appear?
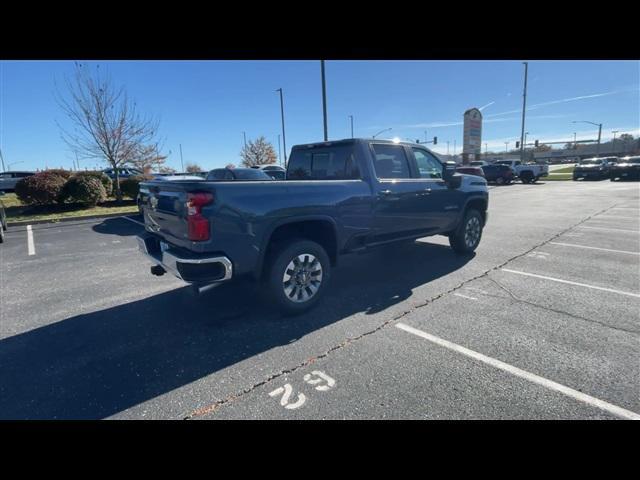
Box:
[494,160,548,183]
[136,139,489,315]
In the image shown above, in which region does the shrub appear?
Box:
[60,176,107,206]
[73,171,113,197]
[44,168,73,180]
[15,171,68,205]
[120,175,153,199]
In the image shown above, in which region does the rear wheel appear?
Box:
[449,209,483,254]
[265,239,331,316]
[520,171,534,184]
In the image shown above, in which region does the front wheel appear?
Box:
[449,209,484,254]
[265,239,331,316]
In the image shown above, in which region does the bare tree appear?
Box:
[185,162,203,173]
[225,163,236,169]
[159,166,177,174]
[124,142,168,172]
[240,136,277,167]
[55,62,162,201]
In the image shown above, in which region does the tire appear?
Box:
[264,238,331,316]
[449,209,483,254]
[520,171,534,184]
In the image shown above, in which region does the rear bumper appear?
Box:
[136,233,233,283]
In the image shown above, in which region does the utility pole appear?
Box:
[276,88,287,166]
[349,115,354,138]
[321,60,328,141]
[179,144,184,172]
[519,61,529,163]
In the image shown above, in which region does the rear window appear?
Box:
[287,145,360,180]
[233,169,272,180]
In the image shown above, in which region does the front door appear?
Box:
[369,143,432,243]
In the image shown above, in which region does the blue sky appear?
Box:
[1,60,638,171]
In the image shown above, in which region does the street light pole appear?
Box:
[447,141,450,155]
[321,60,328,141]
[0,148,5,172]
[179,144,184,172]
[519,61,529,163]
[424,131,428,143]
[276,88,287,166]
[242,131,247,148]
[485,143,488,157]
[572,120,602,157]
[349,115,354,138]
[372,128,392,139]
[454,139,457,156]
[504,141,509,153]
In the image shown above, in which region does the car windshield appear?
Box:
[579,160,602,165]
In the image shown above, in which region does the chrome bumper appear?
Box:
[136,234,233,283]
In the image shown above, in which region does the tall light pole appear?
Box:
[612,130,619,154]
[484,143,488,157]
[573,132,577,149]
[504,141,510,153]
[242,131,247,148]
[519,62,529,163]
[179,144,184,172]
[454,139,457,156]
[348,115,354,138]
[424,131,428,143]
[372,128,392,139]
[276,88,287,166]
[0,147,5,172]
[573,120,602,157]
[447,141,450,155]
[321,60,328,141]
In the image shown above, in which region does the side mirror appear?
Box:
[443,161,462,188]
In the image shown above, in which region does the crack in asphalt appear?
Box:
[484,277,640,336]
[184,202,627,420]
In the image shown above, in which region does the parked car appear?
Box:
[102,167,144,180]
[481,164,515,185]
[0,192,7,244]
[456,166,485,178]
[251,164,287,180]
[206,168,274,181]
[573,157,615,181]
[610,156,640,181]
[136,138,489,315]
[0,171,35,192]
[494,160,548,183]
[469,161,488,167]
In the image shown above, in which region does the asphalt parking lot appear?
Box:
[1,180,638,420]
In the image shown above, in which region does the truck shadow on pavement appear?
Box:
[0,241,473,419]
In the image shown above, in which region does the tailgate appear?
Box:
[139,180,212,247]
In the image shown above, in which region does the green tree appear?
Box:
[240,136,277,167]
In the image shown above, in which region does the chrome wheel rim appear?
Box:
[465,216,481,248]
[282,253,323,303]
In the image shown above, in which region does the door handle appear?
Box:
[416,188,431,196]
[379,190,393,196]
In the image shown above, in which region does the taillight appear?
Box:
[186,192,213,241]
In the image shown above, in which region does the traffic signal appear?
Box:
[433,136,438,145]
[534,140,539,147]
[515,141,520,149]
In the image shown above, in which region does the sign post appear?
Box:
[462,108,482,165]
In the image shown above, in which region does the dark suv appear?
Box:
[481,164,514,184]
[573,158,615,181]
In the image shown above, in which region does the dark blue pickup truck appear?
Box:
[136,139,489,314]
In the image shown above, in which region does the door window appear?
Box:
[412,149,443,179]
[371,144,411,179]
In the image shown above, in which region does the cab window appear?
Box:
[412,148,443,179]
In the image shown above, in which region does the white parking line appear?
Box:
[549,242,640,256]
[120,215,145,227]
[501,268,640,298]
[27,225,35,256]
[395,322,640,420]
[577,225,639,233]
[453,293,478,301]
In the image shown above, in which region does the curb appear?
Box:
[7,211,140,227]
